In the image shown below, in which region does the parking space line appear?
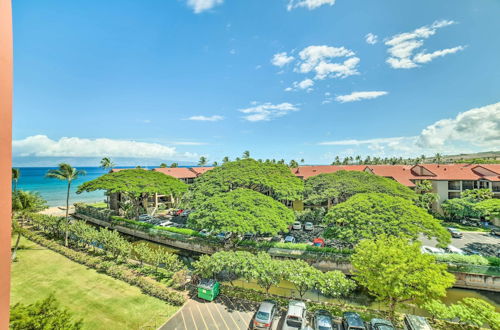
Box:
[220,295,252,324]
[180,309,187,330]
[188,304,199,330]
[212,301,232,330]
[215,300,241,330]
[200,301,220,330]
[194,301,210,330]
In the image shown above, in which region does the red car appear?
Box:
[175,209,184,216]
[313,238,325,247]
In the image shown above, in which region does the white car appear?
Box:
[304,222,314,231]
[292,221,302,230]
[159,221,174,227]
[446,245,466,255]
[282,300,307,330]
[421,246,445,254]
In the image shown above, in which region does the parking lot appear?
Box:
[420,231,500,256]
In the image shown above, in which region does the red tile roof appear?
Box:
[152,167,197,179]
[190,167,215,175]
[290,165,367,179]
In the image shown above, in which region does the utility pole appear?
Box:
[0,0,13,327]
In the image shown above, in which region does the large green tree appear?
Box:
[77,169,188,218]
[46,163,86,246]
[11,190,47,260]
[188,188,295,235]
[184,158,304,207]
[10,295,83,330]
[461,188,493,202]
[324,193,451,247]
[304,170,416,207]
[351,236,455,317]
[473,199,500,221]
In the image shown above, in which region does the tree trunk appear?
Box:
[11,232,21,261]
[65,181,71,246]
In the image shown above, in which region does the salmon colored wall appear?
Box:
[0,0,12,327]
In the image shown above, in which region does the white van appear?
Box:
[282,300,307,330]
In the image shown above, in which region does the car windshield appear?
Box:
[374,325,393,330]
[319,326,333,330]
[256,311,270,320]
[286,319,302,328]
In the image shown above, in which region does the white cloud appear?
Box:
[170,141,208,146]
[286,78,314,92]
[317,102,500,156]
[186,115,224,121]
[13,135,198,159]
[335,91,388,103]
[297,45,360,79]
[239,102,299,122]
[229,49,236,55]
[287,0,335,11]
[365,33,378,45]
[385,20,464,69]
[187,0,223,13]
[271,52,295,67]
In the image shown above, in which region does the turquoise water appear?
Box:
[13,167,152,207]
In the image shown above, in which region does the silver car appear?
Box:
[253,300,277,329]
[314,310,334,330]
[282,300,307,330]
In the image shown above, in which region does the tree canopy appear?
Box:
[324,193,450,247]
[77,169,187,197]
[304,170,416,207]
[184,158,304,207]
[351,235,455,316]
[474,199,500,221]
[187,188,295,235]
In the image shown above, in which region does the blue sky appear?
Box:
[12,0,500,166]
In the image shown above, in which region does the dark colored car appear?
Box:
[491,227,500,237]
[342,312,366,330]
[313,310,334,330]
[447,227,463,238]
[253,300,277,329]
[370,318,395,330]
[244,232,256,240]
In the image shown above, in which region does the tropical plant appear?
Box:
[11,191,48,260]
[198,156,207,166]
[12,168,20,192]
[324,193,451,247]
[289,159,299,168]
[10,295,83,330]
[441,198,481,220]
[283,259,321,299]
[187,188,295,236]
[450,298,500,328]
[351,235,455,318]
[316,270,356,299]
[422,300,454,320]
[100,157,115,170]
[473,198,500,221]
[46,163,86,246]
[77,169,187,219]
[170,163,178,168]
[304,170,416,208]
[461,188,494,202]
[222,156,230,163]
[242,150,250,159]
[415,180,439,211]
[160,163,167,168]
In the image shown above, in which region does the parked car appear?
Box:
[159,220,174,227]
[284,236,296,244]
[313,310,334,330]
[304,222,314,231]
[199,229,212,237]
[216,232,233,241]
[292,221,302,230]
[313,238,325,248]
[491,226,500,237]
[445,245,465,255]
[447,227,463,238]
[175,209,184,216]
[271,236,283,243]
[370,318,395,330]
[244,232,256,240]
[342,312,366,330]
[181,210,192,216]
[138,214,152,222]
[282,300,307,330]
[421,246,445,254]
[253,300,277,330]
[403,314,432,330]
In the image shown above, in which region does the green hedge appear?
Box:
[238,240,352,254]
[110,216,203,237]
[435,254,490,266]
[21,229,186,306]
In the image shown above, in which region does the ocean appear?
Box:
[13,167,152,207]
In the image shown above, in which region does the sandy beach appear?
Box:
[39,205,75,217]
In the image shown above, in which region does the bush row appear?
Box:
[238,239,353,254]
[21,229,186,306]
[434,254,500,268]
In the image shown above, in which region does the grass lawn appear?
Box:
[10,237,179,329]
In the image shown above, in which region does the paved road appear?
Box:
[420,231,499,251]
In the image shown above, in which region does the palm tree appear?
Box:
[170,162,178,168]
[46,163,86,246]
[222,156,230,163]
[242,150,250,159]
[11,190,47,260]
[160,163,167,168]
[212,161,218,166]
[434,153,442,164]
[300,158,305,164]
[100,157,115,170]
[289,160,299,168]
[355,155,361,165]
[12,168,20,192]
[198,156,208,166]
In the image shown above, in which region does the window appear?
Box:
[448,192,461,199]
[462,180,474,190]
[448,181,460,190]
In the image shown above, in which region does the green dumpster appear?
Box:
[197,279,220,301]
